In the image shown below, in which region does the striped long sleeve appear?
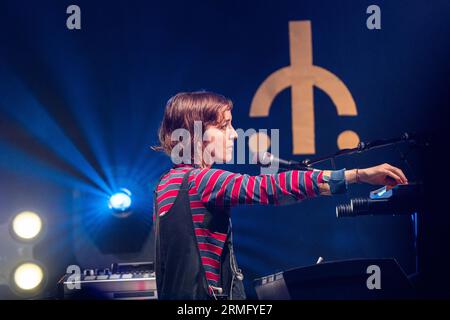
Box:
[191,168,348,207]
[155,165,348,290]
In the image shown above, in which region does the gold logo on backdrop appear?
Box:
[250,21,359,154]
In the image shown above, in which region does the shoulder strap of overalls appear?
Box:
[153,168,195,266]
[153,170,169,248]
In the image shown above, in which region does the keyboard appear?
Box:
[58,262,157,300]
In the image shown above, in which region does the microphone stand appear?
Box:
[300,132,428,168]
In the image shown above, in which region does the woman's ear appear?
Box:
[193,137,204,166]
[202,139,215,166]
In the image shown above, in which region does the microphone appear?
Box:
[356,132,429,153]
[256,152,313,171]
[401,132,430,147]
[336,197,420,218]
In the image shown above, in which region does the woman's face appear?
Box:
[203,110,238,165]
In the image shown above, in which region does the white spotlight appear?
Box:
[12,211,43,240]
[13,262,44,291]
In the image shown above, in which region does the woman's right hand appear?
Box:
[360,163,408,187]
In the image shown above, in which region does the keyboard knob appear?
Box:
[95,268,105,275]
[83,269,94,276]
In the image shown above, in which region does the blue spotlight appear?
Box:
[108,188,132,212]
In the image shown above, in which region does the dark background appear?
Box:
[0,0,449,299]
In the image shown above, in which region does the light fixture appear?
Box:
[108,188,132,212]
[13,262,45,292]
[12,211,43,241]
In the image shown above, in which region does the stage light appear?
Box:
[13,262,44,291]
[108,188,132,211]
[12,211,42,240]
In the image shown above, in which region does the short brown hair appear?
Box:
[154,91,233,161]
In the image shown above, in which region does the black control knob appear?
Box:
[95,268,105,275]
[83,269,95,276]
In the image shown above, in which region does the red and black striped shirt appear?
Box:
[155,164,347,288]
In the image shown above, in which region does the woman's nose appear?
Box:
[230,128,238,140]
